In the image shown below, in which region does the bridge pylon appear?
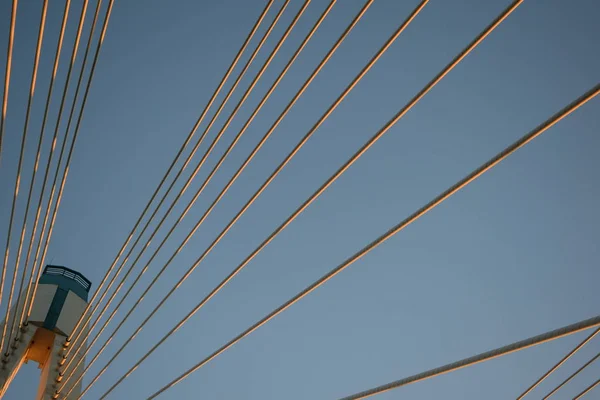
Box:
[0,265,91,399]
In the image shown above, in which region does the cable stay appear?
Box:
[61,0,278,353]
[63,0,291,356]
[0,0,18,164]
[145,79,599,400]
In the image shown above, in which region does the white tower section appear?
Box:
[0,265,91,399]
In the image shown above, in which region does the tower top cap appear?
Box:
[40,265,91,300]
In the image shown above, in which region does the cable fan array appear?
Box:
[0,0,114,369]
[0,0,598,399]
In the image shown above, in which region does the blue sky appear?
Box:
[1,0,599,399]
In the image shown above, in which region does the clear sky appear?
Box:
[1,0,599,399]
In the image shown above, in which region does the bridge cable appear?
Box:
[8,0,92,353]
[147,79,600,400]
[544,348,600,399]
[0,0,18,164]
[77,1,436,397]
[574,377,600,400]
[62,0,276,349]
[104,0,524,394]
[0,0,52,355]
[62,0,295,365]
[340,315,600,400]
[517,326,600,398]
[60,0,344,391]
[25,0,116,323]
[61,0,327,379]
[21,0,103,325]
[20,0,102,328]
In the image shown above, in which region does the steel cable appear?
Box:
[61,0,276,350]
[77,1,430,397]
[21,0,103,324]
[8,0,91,353]
[574,377,600,400]
[544,349,600,399]
[63,0,290,357]
[60,0,335,390]
[0,0,52,355]
[148,76,599,400]
[517,326,600,398]
[0,0,18,164]
[63,0,300,364]
[61,0,373,394]
[341,315,600,400]
[25,0,116,325]
[62,0,295,371]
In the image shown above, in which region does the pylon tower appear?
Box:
[0,265,91,399]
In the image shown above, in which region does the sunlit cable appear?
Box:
[0,0,53,355]
[62,0,317,380]
[0,0,18,164]
[21,0,102,324]
[148,78,599,400]
[574,377,600,400]
[341,315,600,400]
[63,0,276,348]
[0,0,49,354]
[17,0,81,326]
[62,1,294,372]
[517,326,600,398]
[8,0,91,352]
[544,349,600,399]
[77,1,430,397]
[63,0,290,357]
[61,0,342,392]
[26,0,116,323]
